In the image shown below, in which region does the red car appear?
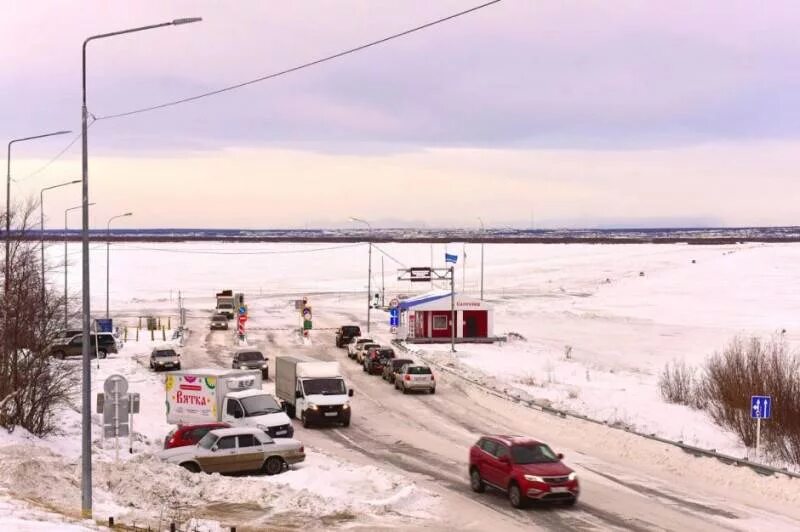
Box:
[163,422,231,449]
[469,435,579,508]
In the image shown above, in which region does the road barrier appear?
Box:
[392,340,800,480]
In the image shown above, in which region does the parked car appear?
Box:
[394,364,436,394]
[335,325,362,348]
[348,337,373,359]
[469,435,579,508]
[150,345,181,371]
[159,426,305,475]
[163,422,231,449]
[383,358,414,383]
[363,347,395,375]
[355,342,379,364]
[49,332,118,359]
[232,348,269,379]
[210,314,229,330]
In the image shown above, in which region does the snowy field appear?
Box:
[2,240,799,529]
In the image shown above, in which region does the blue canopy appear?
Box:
[398,290,453,311]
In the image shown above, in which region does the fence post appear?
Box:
[158,317,162,329]
[138,316,142,329]
[108,516,114,527]
[124,327,128,342]
[151,329,154,341]
[162,326,166,341]
[136,328,139,341]
[168,316,171,329]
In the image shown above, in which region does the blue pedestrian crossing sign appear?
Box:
[751,395,772,419]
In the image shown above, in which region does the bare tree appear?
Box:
[0,199,74,435]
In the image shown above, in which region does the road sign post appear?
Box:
[751,395,772,459]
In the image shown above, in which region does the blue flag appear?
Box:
[445,253,458,264]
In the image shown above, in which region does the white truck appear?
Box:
[165,368,294,438]
[275,355,353,428]
[215,290,236,319]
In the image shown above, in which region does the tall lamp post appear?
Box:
[80,17,202,518]
[64,203,94,330]
[6,130,71,295]
[106,212,132,318]
[350,217,372,333]
[477,217,485,301]
[40,180,81,303]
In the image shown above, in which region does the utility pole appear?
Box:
[478,217,485,301]
[350,217,372,333]
[450,265,456,353]
[381,255,385,308]
[462,243,466,292]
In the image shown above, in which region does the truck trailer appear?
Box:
[275,355,353,428]
[165,368,294,438]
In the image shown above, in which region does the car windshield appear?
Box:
[407,366,432,375]
[358,339,373,345]
[218,303,233,309]
[378,349,394,358]
[241,395,282,416]
[511,444,560,464]
[213,316,226,321]
[393,359,413,369]
[303,378,346,396]
[154,350,176,357]
[342,327,360,335]
[198,433,217,449]
[238,352,264,362]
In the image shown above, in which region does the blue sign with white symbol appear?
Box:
[238,306,246,315]
[389,307,399,327]
[751,395,772,419]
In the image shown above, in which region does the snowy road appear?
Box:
[179,300,800,531]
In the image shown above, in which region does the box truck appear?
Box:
[215,290,235,319]
[275,355,353,428]
[165,368,294,438]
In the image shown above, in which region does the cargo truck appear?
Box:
[275,355,353,428]
[165,368,294,438]
[215,290,235,319]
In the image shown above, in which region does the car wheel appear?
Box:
[55,351,65,360]
[470,468,485,493]
[508,482,527,509]
[286,404,296,419]
[302,412,310,428]
[342,418,350,428]
[402,384,409,394]
[180,462,201,473]
[564,497,578,507]
[175,364,181,370]
[98,350,107,359]
[262,368,269,380]
[430,387,436,394]
[263,456,284,476]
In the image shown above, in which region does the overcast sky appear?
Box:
[3,1,799,229]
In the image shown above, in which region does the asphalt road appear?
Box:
[179,300,799,532]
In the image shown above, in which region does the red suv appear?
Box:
[469,435,579,508]
[163,422,231,449]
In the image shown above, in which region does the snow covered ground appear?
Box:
[6,240,798,528]
[0,331,436,530]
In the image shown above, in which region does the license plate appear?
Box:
[414,376,427,381]
[551,487,568,493]
[276,430,287,435]
[324,412,337,417]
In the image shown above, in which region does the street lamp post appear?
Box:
[40,180,81,304]
[106,212,132,318]
[64,203,94,330]
[350,217,372,333]
[79,17,202,518]
[477,217,485,301]
[6,131,71,296]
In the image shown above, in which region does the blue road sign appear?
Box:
[751,395,772,419]
[390,316,399,327]
[238,306,246,315]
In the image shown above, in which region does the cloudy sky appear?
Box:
[2,1,799,229]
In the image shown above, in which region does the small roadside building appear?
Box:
[395,290,496,344]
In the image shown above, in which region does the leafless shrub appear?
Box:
[698,336,800,464]
[0,201,75,436]
[658,360,698,407]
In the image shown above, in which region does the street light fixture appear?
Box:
[64,203,94,330]
[40,179,81,303]
[6,130,72,295]
[79,16,202,518]
[106,212,132,318]
[349,217,373,333]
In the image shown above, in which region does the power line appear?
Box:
[94,0,503,121]
[14,119,96,183]
[371,243,408,268]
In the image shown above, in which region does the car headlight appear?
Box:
[524,474,545,483]
[568,472,577,481]
[342,403,350,409]
[256,424,269,432]
[307,403,318,410]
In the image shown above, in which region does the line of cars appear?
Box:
[339,327,435,394]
